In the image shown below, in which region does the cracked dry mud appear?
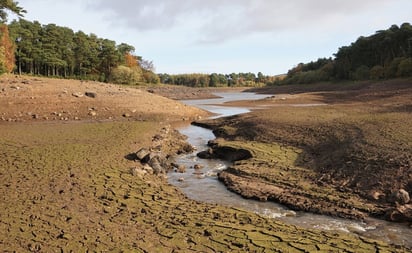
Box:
[0,122,401,252]
[0,75,405,251]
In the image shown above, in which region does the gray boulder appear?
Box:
[149,156,164,174]
[135,148,150,163]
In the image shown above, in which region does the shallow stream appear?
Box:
[167,92,412,248]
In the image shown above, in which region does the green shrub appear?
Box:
[397,57,412,77]
[384,57,404,78]
[110,66,143,85]
[353,65,370,80]
[143,70,160,84]
[369,65,385,80]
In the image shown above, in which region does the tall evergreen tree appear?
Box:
[0,0,25,22]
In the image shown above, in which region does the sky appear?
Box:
[15,0,412,75]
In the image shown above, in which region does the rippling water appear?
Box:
[167,92,412,248]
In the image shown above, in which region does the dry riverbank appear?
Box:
[193,79,412,224]
[0,75,406,251]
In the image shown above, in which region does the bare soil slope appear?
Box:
[0,75,207,123]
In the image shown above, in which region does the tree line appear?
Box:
[0,0,158,84]
[5,19,158,83]
[278,23,412,85]
[158,72,274,87]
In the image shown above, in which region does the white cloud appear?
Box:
[16,0,412,74]
[89,0,397,43]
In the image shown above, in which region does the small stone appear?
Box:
[149,156,164,174]
[394,189,410,204]
[369,190,385,201]
[136,148,150,162]
[123,113,131,118]
[194,164,204,170]
[178,177,185,182]
[72,92,84,98]
[142,164,154,174]
[88,111,97,116]
[177,165,186,173]
[85,92,97,98]
[197,149,213,159]
[130,167,147,178]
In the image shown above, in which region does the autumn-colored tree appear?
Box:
[0,0,24,74]
[0,24,14,73]
[124,52,138,68]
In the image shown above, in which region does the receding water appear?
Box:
[167,92,412,248]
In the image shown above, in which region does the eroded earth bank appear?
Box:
[0,75,408,252]
[193,80,412,225]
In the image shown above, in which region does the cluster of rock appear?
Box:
[134,148,170,175]
[385,189,412,222]
[129,126,196,178]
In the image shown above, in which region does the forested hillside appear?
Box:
[280,23,412,85]
[6,19,158,83]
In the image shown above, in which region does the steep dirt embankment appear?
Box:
[194,80,412,222]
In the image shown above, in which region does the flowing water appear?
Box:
[167,92,412,248]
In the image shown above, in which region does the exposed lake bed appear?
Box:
[170,85,412,248]
[0,76,410,251]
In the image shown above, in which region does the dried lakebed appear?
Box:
[168,92,412,248]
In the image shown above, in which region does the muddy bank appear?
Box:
[193,80,412,223]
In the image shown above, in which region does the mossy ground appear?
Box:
[0,120,403,252]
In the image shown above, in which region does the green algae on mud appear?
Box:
[0,120,404,252]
